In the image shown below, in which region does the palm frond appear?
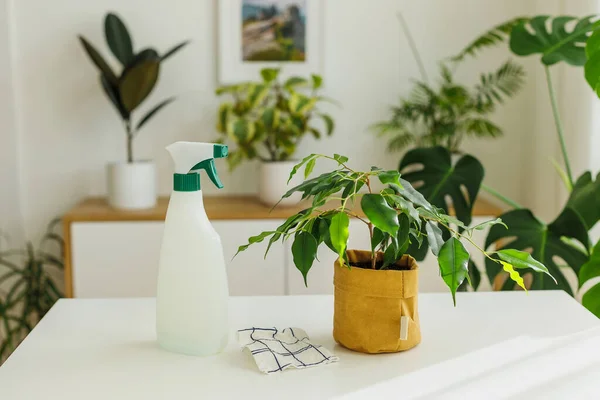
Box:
[440,64,454,84]
[474,60,525,109]
[452,17,530,62]
[387,133,417,153]
[461,118,503,138]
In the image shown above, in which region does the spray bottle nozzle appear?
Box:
[166,142,228,191]
[213,144,228,159]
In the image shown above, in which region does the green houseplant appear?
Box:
[373,61,525,155]
[453,15,600,317]
[0,220,64,364]
[236,154,553,353]
[215,68,336,206]
[79,12,188,210]
[373,15,527,289]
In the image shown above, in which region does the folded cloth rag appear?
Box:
[237,327,339,374]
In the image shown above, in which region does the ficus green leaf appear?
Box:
[304,158,316,179]
[438,237,470,306]
[425,221,444,256]
[329,212,350,265]
[291,232,318,286]
[371,227,384,252]
[495,249,556,284]
[377,170,401,186]
[361,194,399,236]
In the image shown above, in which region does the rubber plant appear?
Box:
[236,154,554,305]
[0,220,64,364]
[79,12,189,163]
[215,68,336,169]
[373,15,526,291]
[453,15,600,316]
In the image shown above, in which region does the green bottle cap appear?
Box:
[173,173,200,191]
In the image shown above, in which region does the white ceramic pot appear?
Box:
[258,160,302,207]
[106,161,157,210]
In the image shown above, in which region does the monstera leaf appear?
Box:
[586,28,600,97]
[510,15,599,66]
[399,147,484,226]
[485,208,589,295]
[566,171,600,230]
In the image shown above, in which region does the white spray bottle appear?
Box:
[157,141,229,356]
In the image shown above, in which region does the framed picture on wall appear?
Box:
[218,0,323,84]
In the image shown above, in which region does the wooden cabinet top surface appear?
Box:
[63,195,504,223]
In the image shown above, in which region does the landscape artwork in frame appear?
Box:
[219,0,322,84]
[242,0,306,62]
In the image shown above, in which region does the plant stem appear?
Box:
[125,120,133,163]
[481,184,523,210]
[365,177,376,269]
[397,12,429,84]
[544,65,574,188]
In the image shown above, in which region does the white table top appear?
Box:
[1,291,598,399]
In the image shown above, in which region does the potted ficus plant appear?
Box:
[215,68,336,207]
[79,12,189,209]
[236,154,554,354]
[450,15,600,317]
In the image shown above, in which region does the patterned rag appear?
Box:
[237,327,339,374]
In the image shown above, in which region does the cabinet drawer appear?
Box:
[71,220,285,298]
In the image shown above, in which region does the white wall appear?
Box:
[6,0,546,241]
[0,0,22,246]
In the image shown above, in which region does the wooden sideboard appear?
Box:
[63,196,503,298]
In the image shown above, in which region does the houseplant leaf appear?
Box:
[582,284,600,318]
[399,146,484,226]
[104,13,134,65]
[485,208,588,295]
[361,194,399,236]
[119,60,160,113]
[136,97,175,131]
[452,17,529,62]
[100,75,129,120]
[161,40,190,61]
[291,232,318,285]
[284,76,308,88]
[317,113,335,136]
[425,221,444,256]
[311,74,323,89]
[565,171,600,230]
[438,237,470,305]
[579,239,600,288]
[78,36,118,85]
[329,212,349,265]
[495,249,555,282]
[126,48,160,67]
[260,68,280,83]
[509,15,599,66]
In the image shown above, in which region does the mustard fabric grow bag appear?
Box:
[333,250,421,354]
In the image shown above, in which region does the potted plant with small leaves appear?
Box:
[236,154,554,354]
[215,68,336,206]
[79,12,189,209]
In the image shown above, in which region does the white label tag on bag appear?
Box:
[400,316,409,341]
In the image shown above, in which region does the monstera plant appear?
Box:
[453,15,600,316]
[79,12,188,209]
